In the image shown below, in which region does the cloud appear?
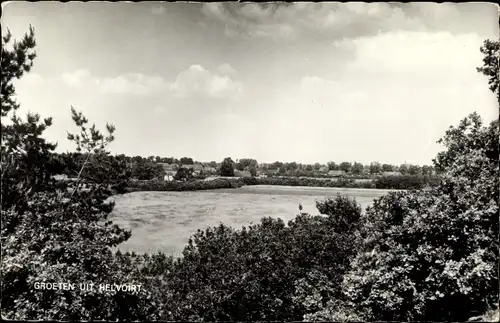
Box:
[201,3,416,40]
[98,73,167,96]
[293,29,498,160]
[61,69,95,88]
[341,31,485,78]
[58,65,243,101]
[169,65,243,101]
[200,3,495,40]
[216,63,238,75]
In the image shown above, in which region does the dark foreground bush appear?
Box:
[308,113,499,321]
[131,195,364,321]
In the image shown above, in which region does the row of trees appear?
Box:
[1,26,498,321]
[63,153,434,180]
[268,161,434,175]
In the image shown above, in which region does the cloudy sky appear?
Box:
[2,2,498,165]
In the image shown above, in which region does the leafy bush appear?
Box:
[308,113,499,321]
[126,177,244,192]
[139,195,364,321]
[126,174,440,192]
[1,26,156,320]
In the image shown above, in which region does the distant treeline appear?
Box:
[125,174,440,192]
[126,178,244,192]
[53,152,436,181]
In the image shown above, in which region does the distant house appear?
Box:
[192,163,204,173]
[159,163,177,181]
[164,174,174,181]
[159,163,176,171]
[234,170,251,177]
[204,166,217,174]
[319,166,329,173]
[328,170,346,177]
[382,171,403,177]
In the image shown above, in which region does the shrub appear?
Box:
[125,178,244,192]
[309,113,499,321]
[1,26,155,320]
[143,195,364,321]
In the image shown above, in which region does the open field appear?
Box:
[109,185,395,256]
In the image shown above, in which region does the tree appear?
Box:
[285,161,298,170]
[208,161,218,168]
[407,164,421,175]
[180,157,194,165]
[219,157,235,177]
[165,195,364,321]
[351,162,364,175]
[369,162,382,175]
[421,165,434,176]
[399,163,409,175]
[381,163,394,172]
[1,25,57,213]
[239,158,258,169]
[477,39,499,104]
[131,160,164,180]
[1,26,156,320]
[327,161,338,171]
[161,157,175,164]
[267,161,282,170]
[249,166,257,177]
[235,161,245,171]
[1,25,37,117]
[174,167,194,181]
[339,162,351,173]
[307,38,500,322]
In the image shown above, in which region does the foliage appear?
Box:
[180,157,194,165]
[327,161,338,170]
[351,162,364,175]
[1,25,37,116]
[131,160,164,180]
[2,26,498,322]
[126,178,244,192]
[219,157,235,177]
[381,163,393,172]
[126,174,441,193]
[339,162,352,173]
[476,39,499,104]
[174,167,194,181]
[308,115,498,320]
[147,195,364,321]
[306,37,499,322]
[374,174,439,189]
[1,25,59,214]
[1,27,154,320]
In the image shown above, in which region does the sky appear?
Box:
[2,2,499,165]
